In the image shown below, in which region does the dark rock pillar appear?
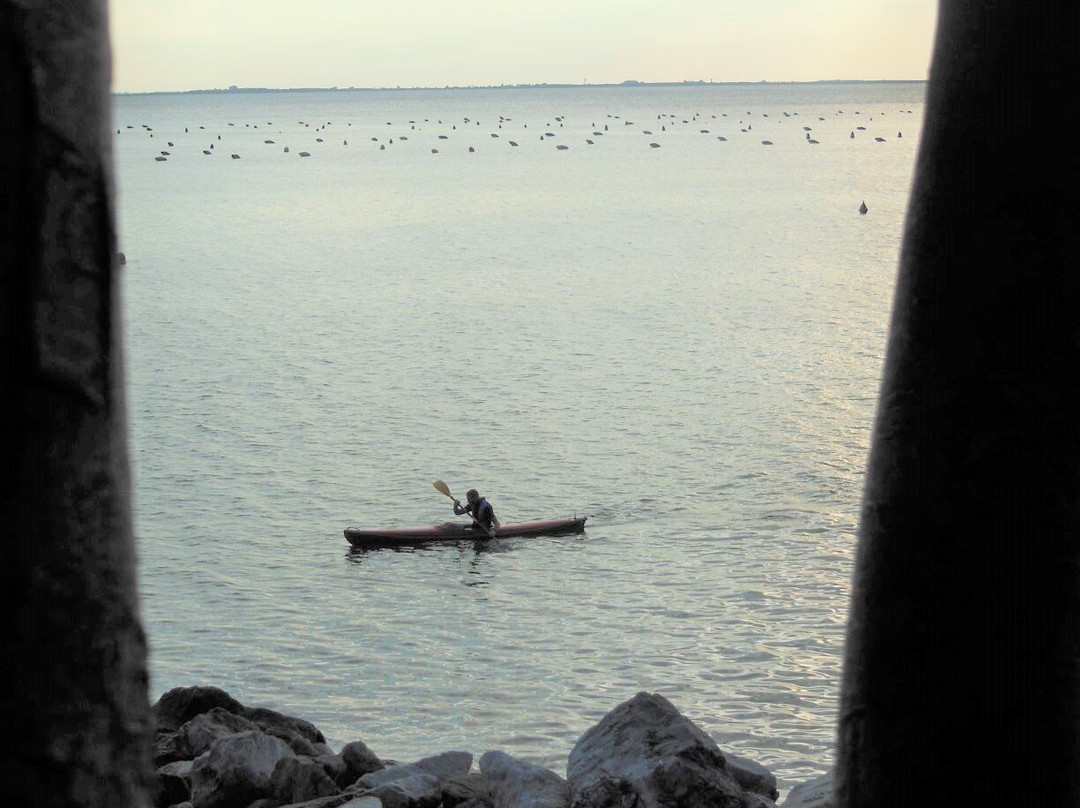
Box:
[837,1,1080,805]
[0,2,152,806]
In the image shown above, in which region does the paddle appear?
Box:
[433,479,495,538]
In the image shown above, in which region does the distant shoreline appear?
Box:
[114,78,926,97]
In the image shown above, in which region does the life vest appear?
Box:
[472,497,495,528]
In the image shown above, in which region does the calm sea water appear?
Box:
[114,82,924,795]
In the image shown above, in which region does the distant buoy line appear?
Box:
[126,103,914,177]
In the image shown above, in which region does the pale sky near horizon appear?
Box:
[110,0,937,94]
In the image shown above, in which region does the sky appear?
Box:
[110,0,937,94]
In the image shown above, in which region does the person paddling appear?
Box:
[453,489,500,538]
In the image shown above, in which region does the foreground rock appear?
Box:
[481,751,568,808]
[151,688,359,808]
[190,730,294,808]
[349,751,472,808]
[270,756,342,804]
[566,692,758,808]
[155,708,261,765]
[440,772,491,807]
[154,686,245,734]
[779,771,832,808]
[150,685,785,808]
[341,740,386,782]
[725,752,780,802]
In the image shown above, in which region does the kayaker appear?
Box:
[453,489,500,537]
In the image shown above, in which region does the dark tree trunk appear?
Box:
[837,1,1080,804]
[0,2,152,806]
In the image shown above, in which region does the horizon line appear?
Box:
[114,77,927,97]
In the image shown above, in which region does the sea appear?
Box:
[113,81,925,797]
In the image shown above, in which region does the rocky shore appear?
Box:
[151,686,831,808]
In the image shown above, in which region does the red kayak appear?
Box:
[344,516,587,547]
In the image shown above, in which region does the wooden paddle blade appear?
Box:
[433,479,453,498]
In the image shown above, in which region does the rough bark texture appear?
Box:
[0,1,152,806]
[836,1,1080,805]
